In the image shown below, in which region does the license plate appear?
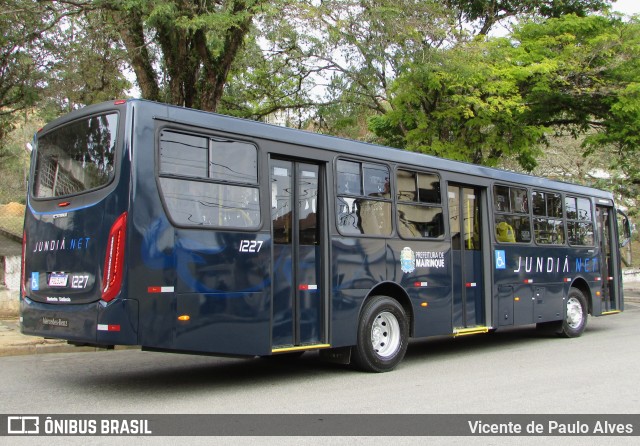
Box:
[48,272,69,288]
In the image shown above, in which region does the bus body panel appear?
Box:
[21,297,139,345]
[21,101,133,344]
[128,103,273,355]
[169,230,271,355]
[330,237,387,347]
[386,239,453,338]
[23,203,105,306]
[492,244,604,326]
[127,106,176,350]
[21,298,99,342]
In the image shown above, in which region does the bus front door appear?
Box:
[270,159,327,351]
[448,184,486,331]
[596,205,619,313]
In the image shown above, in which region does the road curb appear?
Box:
[0,342,140,357]
[0,342,99,357]
[0,319,141,357]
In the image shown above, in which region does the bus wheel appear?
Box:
[560,288,588,338]
[353,296,408,372]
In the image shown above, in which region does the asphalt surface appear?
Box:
[2,284,639,357]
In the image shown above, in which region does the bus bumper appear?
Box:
[20,297,139,346]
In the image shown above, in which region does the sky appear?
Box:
[612,0,640,15]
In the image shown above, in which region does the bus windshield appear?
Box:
[33,113,119,198]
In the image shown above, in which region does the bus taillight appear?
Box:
[102,212,127,303]
[21,230,26,299]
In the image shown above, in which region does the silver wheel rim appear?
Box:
[566,297,584,329]
[370,311,401,358]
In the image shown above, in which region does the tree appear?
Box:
[32,7,131,119]
[267,1,614,138]
[286,0,453,133]
[514,13,640,196]
[0,111,40,205]
[371,14,640,177]
[369,40,546,169]
[444,0,612,35]
[100,0,266,112]
[216,5,322,123]
[0,1,49,145]
[1,2,130,139]
[583,82,640,214]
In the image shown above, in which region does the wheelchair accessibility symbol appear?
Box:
[495,250,506,270]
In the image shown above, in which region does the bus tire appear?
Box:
[559,288,588,338]
[352,296,409,373]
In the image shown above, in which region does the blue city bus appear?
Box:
[20,99,632,372]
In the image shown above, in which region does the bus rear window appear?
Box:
[33,113,118,198]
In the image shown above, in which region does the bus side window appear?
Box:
[493,185,531,243]
[494,186,509,212]
[533,191,564,245]
[337,160,362,195]
[566,196,594,246]
[336,159,391,236]
[158,130,261,229]
[396,169,444,239]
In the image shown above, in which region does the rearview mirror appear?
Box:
[618,210,632,267]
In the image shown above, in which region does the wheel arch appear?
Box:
[365,281,414,336]
[570,277,592,315]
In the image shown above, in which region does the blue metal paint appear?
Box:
[21,99,624,361]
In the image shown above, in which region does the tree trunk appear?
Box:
[116,8,159,101]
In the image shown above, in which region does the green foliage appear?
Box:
[219,0,454,129]
[1,0,639,214]
[41,9,131,116]
[0,1,48,146]
[444,0,613,35]
[515,14,640,199]
[510,14,637,131]
[276,0,458,136]
[218,3,318,122]
[298,0,453,114]
[371,13,640,179]
[0,2,130,140]
[279,0,614,139]
[108,0,265,111]
[0,111,40,205]
[370,41,546,168]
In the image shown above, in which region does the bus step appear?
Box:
[453,326,490,337]
[271,344,331,354]
[601,310,621,316]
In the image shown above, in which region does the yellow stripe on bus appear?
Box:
[271,344,331,354]
[453,327,490,337]
[601,310,621,315]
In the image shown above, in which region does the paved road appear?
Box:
[2,303,639,445]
